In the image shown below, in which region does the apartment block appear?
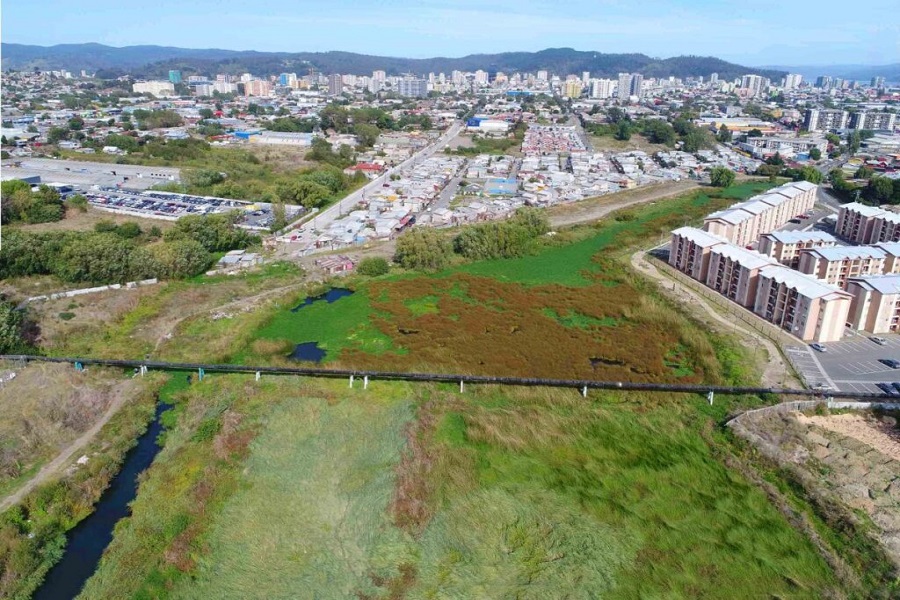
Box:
[835,202,900,243]
[703,181,817,246]
[668,227,727,280]
[803,109,849,132]
[848,111,896,131]
[705,244,776,307]
[797,246,886,288]
[753,266,851,343]
[758,230,837,267]
[132,80,175,97]
[873,242,900,273]
[846,274,900,333]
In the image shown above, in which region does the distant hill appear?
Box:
[1,43,786,82]
[761,63,900,83]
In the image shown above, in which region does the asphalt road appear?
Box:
[787,333,900,394]
[287,121,463,250]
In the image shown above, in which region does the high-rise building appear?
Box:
[741,74,765,97]
[591,78,615,99]
[849,111,897,131]
[709,73,719,85]
[243,79,271,97]
[564,79,583,98]
[581,71,590,85]
[784,73,803,89]
[815,75,833,89]
[279,72,297,86]
[617,73,633,99]
[372,70,386,82]
[629,74,644,97]
[474,70,489,85]
[871,76,886,89]
[537,70,548,82]
[168,70,182,84]
[398,77,428,98]
[327,74,343,96]
[803,109,849,132]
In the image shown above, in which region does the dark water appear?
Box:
[290,287,353,312]
[33,400,172,600]
[289,342,327,363]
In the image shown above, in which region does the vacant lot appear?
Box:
[589,133,670,154]
[16,206,176,234]
[76,377,842,599]
[0,363,138,498]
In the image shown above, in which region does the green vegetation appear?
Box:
[393,228,454,272]
[8,177,891,598]
[0,181,65,225]
[709,166,736,187]
[356,257,390,277]
[452,207,549,260]
[448,122,527,155]
[0,214,257,285]
[0,374,161,600]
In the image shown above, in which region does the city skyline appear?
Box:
[2,0,898,67]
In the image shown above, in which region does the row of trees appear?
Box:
[583,112,714,152]
[394,208,550,271]
[0,213,258,285]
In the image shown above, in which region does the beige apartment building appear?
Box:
[705,244,776,307]
[668,227,727,280]
[758,230,836,268]
[797,246,886,289]
[846,274,900,334]
[835,202,900,244]
[703,181,817,246]
[873,241,900,273]
[753,265,851,343]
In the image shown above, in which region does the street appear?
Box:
[285,120,463,252]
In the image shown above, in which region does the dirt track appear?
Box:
[546,180,700,228]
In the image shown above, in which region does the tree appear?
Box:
[271,201,287,232]
[808,147,822,160]
[854,166,875,180]
[766,152,785,166]
[614,121,631,141]
[0,300,27,354]
[865,177,895,204]
[642,120,676,145]
[182,168,225,188]
[716,124,732,143]
[57,233,135,284]
[825,133,841,146]
[199,108,215,120]
[135,239,211,279]
[164,213,258,252]
[394,228,452,271]
[709,167,735,187]
[67,116,84,131]
[356,257,390,276]
[795,166,823,184]
[353,123,380,148]
[276,179,332,209]
[848,131,861,155]
[746,129,763,138]
[47,127,69,144]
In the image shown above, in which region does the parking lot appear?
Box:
[787,333,900,394]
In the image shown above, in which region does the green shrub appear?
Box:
[357,257,390,277]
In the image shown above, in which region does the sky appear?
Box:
[2,0,898,66]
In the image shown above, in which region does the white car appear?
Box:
[810,343,827,352]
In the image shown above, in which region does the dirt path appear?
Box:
[630,248,799,388]
[547,180,700,228]
[0,379,138,513]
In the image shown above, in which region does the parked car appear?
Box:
[875,382,900,396]
[879,359,900,369]
[891,382,900,394]
[871,336,887,345]
[810,343,827,352]
[788,218,802,224]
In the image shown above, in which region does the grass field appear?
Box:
[75,378,845,599]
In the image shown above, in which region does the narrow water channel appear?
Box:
[33,400,172,600]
